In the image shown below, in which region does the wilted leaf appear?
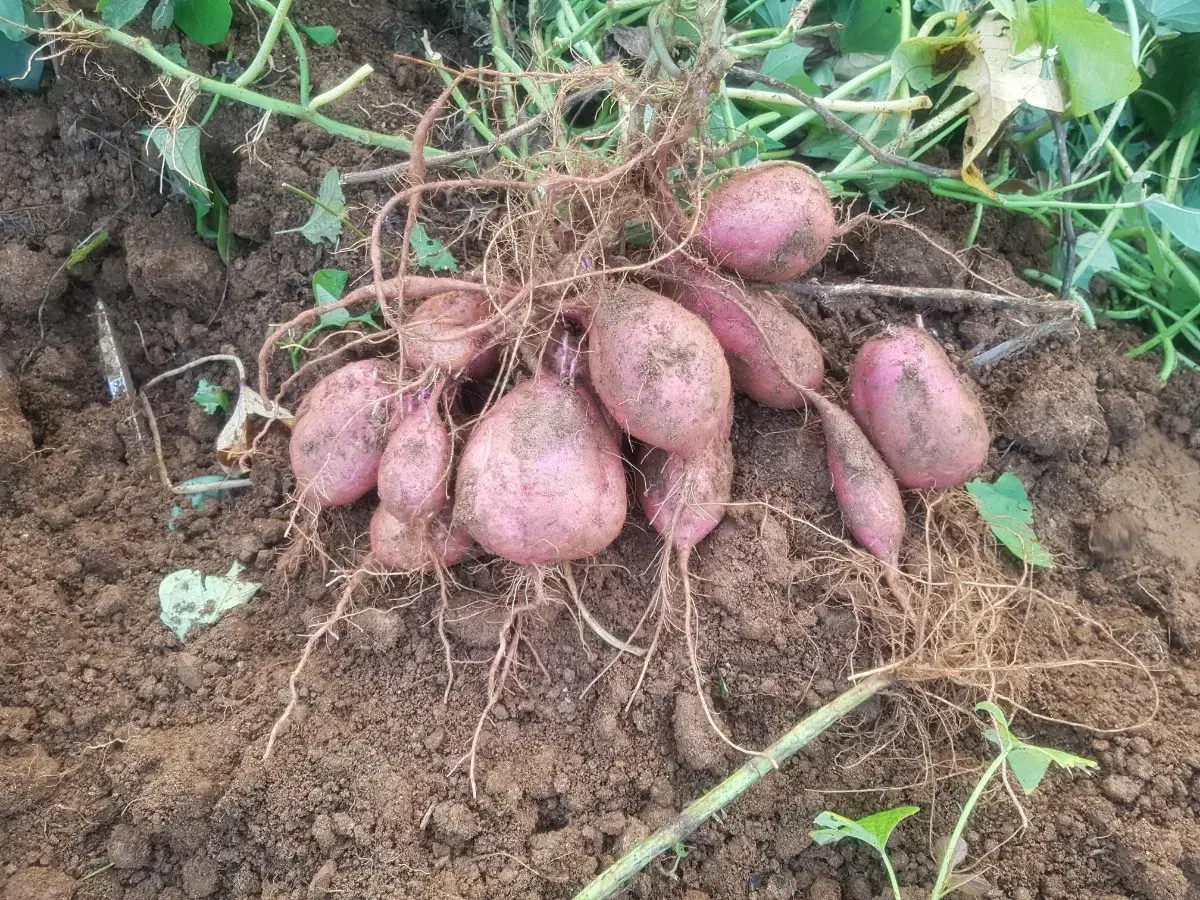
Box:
[409,223,458,272]
[965,472,1053,567]
[159,562,260,640]
[193,377,230,415]
[280,168,345,245]
[143,124,211,210]
[66,231,110,269]
[892,34,973,91]
[955,12,1064,170]
[158,42,186,66]
[151,0,175,29]
[1073,231,1119,284]
[216,385,294,472]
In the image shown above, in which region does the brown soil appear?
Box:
[5,6,1200,900]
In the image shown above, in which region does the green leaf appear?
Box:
[759,43,821,94]
[173,0,231,45]
[0,32,42,91]
[836,0,903,54]
[811,806,920,854]
[297,22,338,44]
[99,0,150,28]
[279,168,345,245]
[213,182,231,264]
[0,0,27,40]
[1013,0,1141,115]
[142,124,212,214]
[976,702,1097,794]
[151,0,175,29]
[1073,231,1119,285]
[965,472,1053,567]
[1142,0,1200,32]
[1144,194,1200,251]
[67,231,110,269]
[158,41,186,66]
[312,267,350,325]
[746,0,796,27]
[193,378,231,415]
[891,35,973,92]
[409,223,458,272]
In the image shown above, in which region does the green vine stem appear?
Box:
[52,11,439,155]
[571,676,888,900]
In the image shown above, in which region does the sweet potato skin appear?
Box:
[636,435,733,550]
[695,162,836,283]
[849,327,990,489]
[659,258,822,409]
[405,291,499,379]
[289,359,399,507]
[587,284,732,456]
[370,506,472,573]
[454,376,628,565]
[376,397,452,523]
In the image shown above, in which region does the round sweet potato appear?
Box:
[405,291,499,379]
[455,375,627,565]
[636,429,733,551]
[694,162,836,282]
[849,327,990,489]
[370,506,473,573]
[587,284,732,456]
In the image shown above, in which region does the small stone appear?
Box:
[94,585,127,617]
[254,518,289,546]
[1,868,76,900]
[107,823,152,870]
[172,653,204,692]
[182,854,219,898]
[1090,510,1142,561]
[808,875,840,900]
[308,860,337,897]
[1102,774,1141,804]
[672,693,728,774]
[41,504,74,530]
[431,801,481,848]
[311,814,336,853]
[235,534,263,565]
[347,607,402,651]
[331,812,355,837]
[423,727,445,752]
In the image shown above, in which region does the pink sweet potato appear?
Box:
[290,359,400,507]
[370,505,473,573]
[376,394,452,523]
[405,291,499,379]
[659,256,823,408]
[805,389,904,569]
[849,327,990,489]
[636,438,733,551]
[695,162,837,282]
[586,284,732,455]
[454,374,627,565]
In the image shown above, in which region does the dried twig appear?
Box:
[781,281,1079,315]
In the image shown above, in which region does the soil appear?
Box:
[4,5,1200,900]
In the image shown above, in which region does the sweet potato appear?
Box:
[658,257,823,408]
[636,437,733,551]
[376,394,452,523]
[586,284,732,455]
[695,162,836,282]
[804,389,904,569]
[405,291,499,379]
[370,505,472,573]
[849,327,990,489]
[454,374,627,565]
[289,359,399,507]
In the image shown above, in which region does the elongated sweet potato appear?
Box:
[289,359,399,507]
[377,394,452,523]
[849,327,990,489]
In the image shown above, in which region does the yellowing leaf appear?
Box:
[954,12,1064,170]
[961,162,998,198]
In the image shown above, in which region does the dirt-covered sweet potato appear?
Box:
[370,505,472,573]
[849,326,990,490]
[405,291,499,379]
[376,394,452,523]
[289,359,399,507]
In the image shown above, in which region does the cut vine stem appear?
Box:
[571,675,889,900]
